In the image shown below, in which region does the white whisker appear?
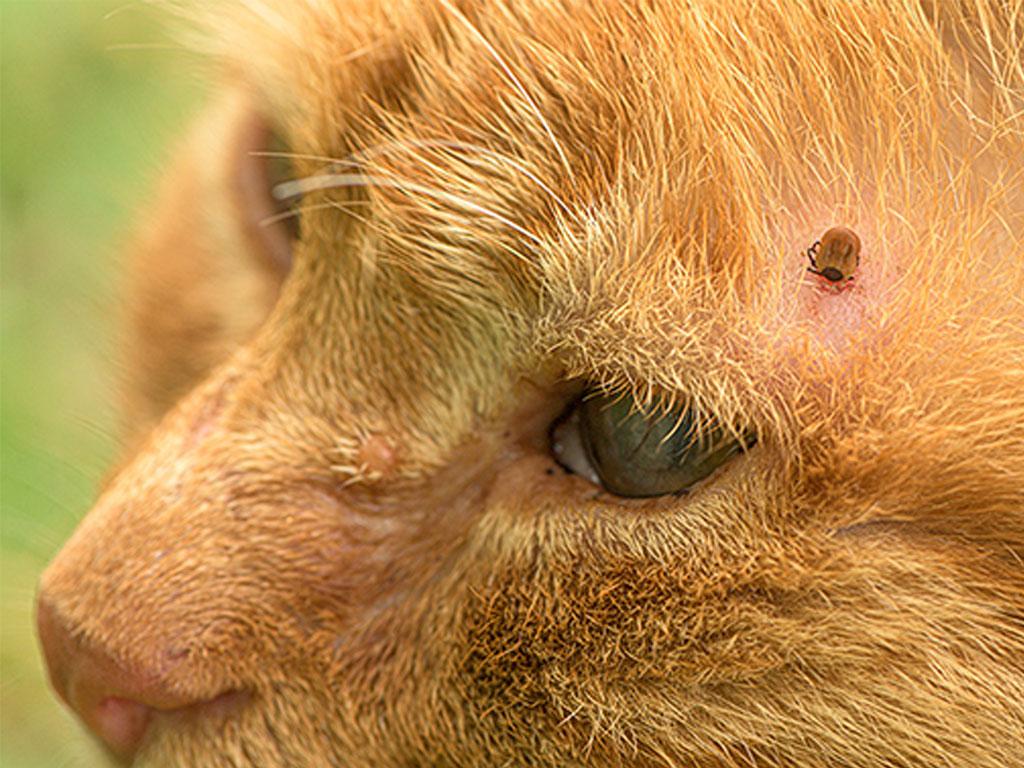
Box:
[350,137,575,217]
[272,171,543,245]
[272,173,366,201]
[262,136,575,224]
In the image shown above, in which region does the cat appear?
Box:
[38,1,1024,765]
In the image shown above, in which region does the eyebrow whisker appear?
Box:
[349,137,576,218]
[272,171,545,246]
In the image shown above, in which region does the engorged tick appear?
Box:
[806,226,861,287]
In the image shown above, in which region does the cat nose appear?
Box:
[36,596,243,761]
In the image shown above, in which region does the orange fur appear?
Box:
[39,1,1024,766]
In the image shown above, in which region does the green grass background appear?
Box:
[2,2,203,764]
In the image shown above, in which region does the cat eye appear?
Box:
[238,117,298,276]
[552,391,753,498]
[263,131,302,242]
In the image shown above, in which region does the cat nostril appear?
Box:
[36,596,246,761]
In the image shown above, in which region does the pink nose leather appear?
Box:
[36,597,242,761]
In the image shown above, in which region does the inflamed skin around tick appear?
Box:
[37,2,1024,767]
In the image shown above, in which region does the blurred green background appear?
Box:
[2,2,203,764]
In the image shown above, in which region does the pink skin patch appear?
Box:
[798,274,864,352]
[794,240,880,356]
[357,434,398,478]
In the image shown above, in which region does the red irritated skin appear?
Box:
[798,286,865,357]
[36,2,1024,768]
[799,227,872,354]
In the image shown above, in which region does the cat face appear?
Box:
[38,2,1024,765]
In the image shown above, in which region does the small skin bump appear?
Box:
[356,434,399,480]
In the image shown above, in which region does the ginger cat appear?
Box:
[38,1,1024,766]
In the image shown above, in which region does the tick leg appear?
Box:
[806,241,820,269]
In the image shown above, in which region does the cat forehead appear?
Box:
[198,0,953,145]
[207,1,998,251]
[192,2,1016,291]
[215,0,1011,329]
[186,0,1022,465]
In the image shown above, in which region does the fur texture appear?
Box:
[40,1,1024,765]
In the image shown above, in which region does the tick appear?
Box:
[806,226,861,287]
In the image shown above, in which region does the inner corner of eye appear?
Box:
[264,131,297,194]
[550,401,601,485]
[244,119,302,256]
